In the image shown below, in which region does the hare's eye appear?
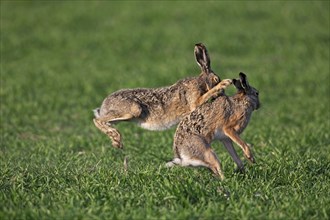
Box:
[256,91,259,96]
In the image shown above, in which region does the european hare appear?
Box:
[93,43,232,148]
[166,72,260,180]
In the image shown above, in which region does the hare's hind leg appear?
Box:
[178,149,225,180]
[168,137,225,180]
[222,139,244,172]
[93,102,143,148]
[93,117,124,149]
[93,112,139,148]
[204,149,225,180]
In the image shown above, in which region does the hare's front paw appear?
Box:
[220,79,232,87]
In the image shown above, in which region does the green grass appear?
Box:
[1,1,329,219]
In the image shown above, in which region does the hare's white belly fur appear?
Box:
[180,154,209,167]
[137,118,180,131]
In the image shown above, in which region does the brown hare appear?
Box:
[166,72,260,180]
[93,43,232,148]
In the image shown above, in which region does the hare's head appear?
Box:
[233,72,260,110]
[194,43,220,91]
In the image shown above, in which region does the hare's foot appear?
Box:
[217,79,233,90]
[93,118,124,149]
[244,143,256,164]
[106,127,123,149]
[243,152,256,164]
[209,165,225,180]
[234,165,245,173]
[242,144,255,164]
[165,158,182,167]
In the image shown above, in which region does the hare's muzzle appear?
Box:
[256,102,261,110]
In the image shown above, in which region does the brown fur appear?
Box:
[93,43,232,148]
[167,73,260,180]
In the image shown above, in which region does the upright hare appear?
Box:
[166,72,260,180]
[93,43,232,148]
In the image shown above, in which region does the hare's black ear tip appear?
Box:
[239,72,247,79]
[195,43,205,47]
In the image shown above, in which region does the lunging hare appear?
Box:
[93,43,232,148]
[166,72,260,180]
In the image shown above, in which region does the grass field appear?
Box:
[1,1,329,219]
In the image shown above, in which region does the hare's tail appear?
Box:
[93,108,101,118]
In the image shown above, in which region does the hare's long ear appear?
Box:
[233,79,244,92]
[239,72,250,90]
[194,43,211,73]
